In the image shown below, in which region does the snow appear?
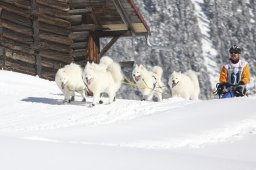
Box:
[0,70,256,170]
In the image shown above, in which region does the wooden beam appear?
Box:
[96,30,147,37]
[70,0,106,8]
[31,0,41,77]
[39,33,73,46]
[72,49,86,57]
[41,57,69,69]
[68,8,92,15]
[99,36,119,58]
[1,10,32,27]
[1,39,34,55]
[4,48,35,65]
[0,7,5,68]
[71,24,97,31]
[40,40,71,53]
[39,22,70,36]
[39,15,71,29]
[69,31,89,41]
[102,23,148,32]
[38,7,69,20]
[39,49,73,63]
[0,1,31,17]
[89,10,101,26]
[71,42,87,49]
[129,0,150,32]
[37,0,69,11]
[3,29,33,45]
[70,15,82,25]
[87,32,100,63]
[1,19,33,36]
[112,0,135,33]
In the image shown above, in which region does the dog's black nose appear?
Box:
[133,74,135,77]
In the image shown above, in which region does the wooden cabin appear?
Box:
[0,0,150,80]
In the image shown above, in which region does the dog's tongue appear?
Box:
[61,82,65,89]
[172,81,179,88]
[86,78,93,85]
[135,76,140,82]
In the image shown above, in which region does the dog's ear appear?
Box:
[139,64,144,69]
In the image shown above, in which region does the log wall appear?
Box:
[0,0,140,80]
[0,0,78,80]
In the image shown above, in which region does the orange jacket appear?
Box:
[219,60,250,85]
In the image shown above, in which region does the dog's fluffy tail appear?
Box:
[186,70,200,99]
[152,66,163,78]
[107,62,124,83]
[63,63,82,75]
[99,56,113,68]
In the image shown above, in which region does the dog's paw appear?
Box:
[89,103,95,107]
[70,96,75,101]
[63,100,69,104]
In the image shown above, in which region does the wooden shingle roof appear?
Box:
[69,0,150,36]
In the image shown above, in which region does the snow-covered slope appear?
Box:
[0,70,256,170]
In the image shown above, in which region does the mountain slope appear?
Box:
[102,0,256,99]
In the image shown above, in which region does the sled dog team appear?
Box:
[55,56,200,106]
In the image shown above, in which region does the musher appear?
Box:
[216,45,251,98]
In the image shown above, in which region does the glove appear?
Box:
[216,83,232,95]
[234,85,245,97]
[216,83,225,95]
[223,83,232,88]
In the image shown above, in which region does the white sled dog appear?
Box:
[55,63,87,103]
[99,56,114,69]
[132,64,164,101]
[82,60,123,106]
[168,70,200,100]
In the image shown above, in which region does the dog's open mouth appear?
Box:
[134,75,141,82]
[86,77,93,85]
[172,81,179,88]
[61,82,65,89]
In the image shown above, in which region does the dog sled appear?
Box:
[213,83,249,99]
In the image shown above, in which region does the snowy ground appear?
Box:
[0,70,256,170]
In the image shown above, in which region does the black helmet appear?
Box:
[229,45,241,54]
